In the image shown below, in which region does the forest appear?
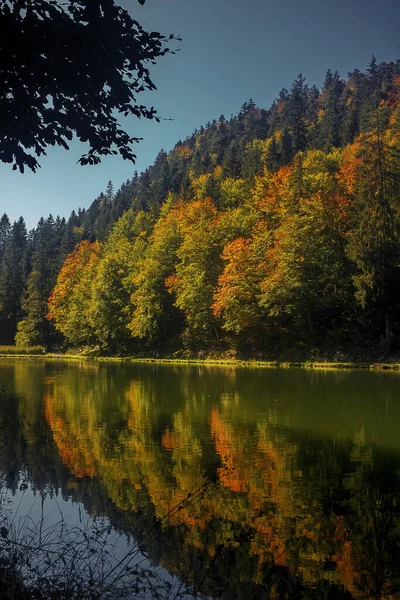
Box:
[1,56,400,359]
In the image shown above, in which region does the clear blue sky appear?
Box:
[1,0,399,229]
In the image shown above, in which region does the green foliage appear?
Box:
[15,216,66,348]
[91,210,154,349]
[0,218,28,344]
[128,202,183,342]
[166,199,222,347]
[47,240,101,345]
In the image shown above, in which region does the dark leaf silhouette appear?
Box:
[0,0,177,172]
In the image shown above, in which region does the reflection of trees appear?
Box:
[1,360,400,598]
[339,431,400,599]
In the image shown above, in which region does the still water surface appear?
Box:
[1,359,400,598]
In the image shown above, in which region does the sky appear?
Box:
[1,0,399,229]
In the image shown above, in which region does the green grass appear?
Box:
[0,346,45,356]
[1,347,400,371]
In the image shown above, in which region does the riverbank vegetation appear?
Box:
[1,58,400,359]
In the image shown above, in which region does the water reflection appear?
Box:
[1,359,400,598]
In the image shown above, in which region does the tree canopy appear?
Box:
[0,0,177,172]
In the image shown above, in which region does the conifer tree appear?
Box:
[280,127,294,165]
[15,215,64,347]
[0,217,28,343]
[287,74,308,153]
[0,213,11,259]
[317,70,345,151]
[346,103,400,351]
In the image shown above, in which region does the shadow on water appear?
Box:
[1,359,400,598]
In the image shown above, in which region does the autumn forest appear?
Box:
[1,57,400,358]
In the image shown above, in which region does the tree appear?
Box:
[212,238,264,341]
[316,70,345,151]
[165,199,222,348]
[259,149,352,339]
[0,217,28,343]
[47,240,101,345]
[0,0,178,172]
[280,127,294,165]
[0,214,11,259]
[15,215,64,347]
[128,200,184,343]
[287,74,308,154]
[346,103,400,351]
[90,209,153,349]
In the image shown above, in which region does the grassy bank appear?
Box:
[0,346,45,356]
[1,348,400,371]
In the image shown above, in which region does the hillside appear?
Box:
[1,56,400,358]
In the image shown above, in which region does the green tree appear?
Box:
[346,103,400,351]
[128,200,183,343]
[0,217,28,343]
[90,209,154,350]
[47,240,101,345]
[287,74,309,154]
[0,213,11,259]
[259,149,352,339]
[15,215,64,347]
[316,70,345,151]
[280,127,294,165]
[165,199,222,348]
[266,136,281,172]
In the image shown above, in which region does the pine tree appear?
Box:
[267,136,281,172]
[15,215,63,347]
[287,74,308,153]
[105,180,115,200]
[0,217,28,343]
[317,70,345,151]
[280,127,294,165]
[0,214,11,260]
[346,104,400,351]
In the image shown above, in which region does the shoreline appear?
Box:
[1,353,400,371]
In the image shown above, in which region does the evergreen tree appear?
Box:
[341,68,365,144]
[223,140,243,177]
[105,180,115,201]
[0,217,28,343]
[15,215,64,347]
[346,104,400,351]
[267,136,281,172]
[0,213,11,259]
[287,74,308,153]
[317,70,346,151]
[280,127,294,165]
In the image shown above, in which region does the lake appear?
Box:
[1,358,400,599]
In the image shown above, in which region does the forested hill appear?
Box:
[1,57,400,358]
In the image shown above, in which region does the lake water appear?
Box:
[1,358,400,599]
